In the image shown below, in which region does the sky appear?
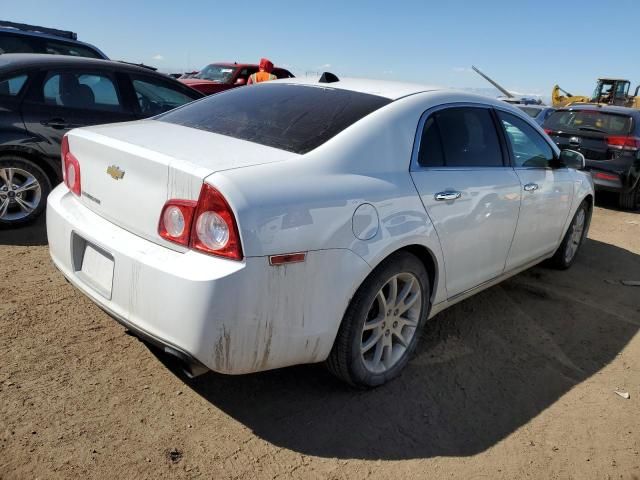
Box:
[5,0,640,99]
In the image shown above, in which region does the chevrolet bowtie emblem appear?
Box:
[106,165,125,180]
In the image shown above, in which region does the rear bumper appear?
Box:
[46,185,370,374]
[585,160,639,194]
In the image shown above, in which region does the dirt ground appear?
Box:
[0,194,639,480]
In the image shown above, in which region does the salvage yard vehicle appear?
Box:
[516,104,555,126]
[46,77,594,387]
[544,105,640,210]
[0,20,107,59]
[0,54,203,226]
[179,62,294,95]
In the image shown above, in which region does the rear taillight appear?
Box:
[61,134,81,196]
[544,128,554,135]
[606,135,640,150]
[158,200,197,246]
[158,183,243,260]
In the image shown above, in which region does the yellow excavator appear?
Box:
[552,79,640,108]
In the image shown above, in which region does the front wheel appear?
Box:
[549,200,590,270]
[0,156,52,227]
[326,251,430,387]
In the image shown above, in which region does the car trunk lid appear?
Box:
[67,120,296,247]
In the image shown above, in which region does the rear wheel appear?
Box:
[0,156,52,227]
[618,185,639,210]
[549,200,589,270]
[327,251,430,387]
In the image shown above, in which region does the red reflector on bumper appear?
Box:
[593,172,619,181]
[269,252,307,266]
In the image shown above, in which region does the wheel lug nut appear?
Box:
[385,330,390,336]
[394,309,399,315]
[393,321,398,328]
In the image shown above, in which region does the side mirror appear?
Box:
[559,149,585,170]
[234,78,246,86]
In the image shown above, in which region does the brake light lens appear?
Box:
[544,128,554,135]
[606,135,640,150]
[157,183,243,260]
[158,200,197,246]
[191,184,243,260]
[61,134,81,196]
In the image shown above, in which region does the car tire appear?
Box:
[0,156,52,227]
[326,251,430,388]
[548,200,590,270]
[618,185,639,210]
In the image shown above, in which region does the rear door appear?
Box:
[496,110,574,268]
[410,105,522,298]
[20,68,137,159]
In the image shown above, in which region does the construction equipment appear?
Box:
[552,79,640,108]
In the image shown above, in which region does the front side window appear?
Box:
[132,76,197,116]
[158,83,391,154]
[43,72,122,111]
[0,74,27,96]
[497,111,554,168]
[418,107,503,167]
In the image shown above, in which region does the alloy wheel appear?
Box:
[0,167,42,221]
[360,272,422,374]
[564,208,585,263]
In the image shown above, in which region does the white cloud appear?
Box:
[317,63,332,69]
[152,54,164,61]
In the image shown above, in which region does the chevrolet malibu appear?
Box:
[47,78,594,387]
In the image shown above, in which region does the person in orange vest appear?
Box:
[247,58,277,84]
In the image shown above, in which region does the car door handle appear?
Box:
[41,118,72,130]
[523,183,539,192]
[434,191,462,201]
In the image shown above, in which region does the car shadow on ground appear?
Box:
[150,237,640,461]
[0,214,48,246]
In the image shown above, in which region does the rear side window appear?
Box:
[418,107,503,167]
[0,74,27,96]
[43,40,103,59]
[43,72,123,111]
[544,110,633,135]
[497,111,554,168]
[0,33,39,54]
[158,84,391,154]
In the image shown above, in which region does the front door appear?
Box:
[495,110,574,269]
[410,105,522,298]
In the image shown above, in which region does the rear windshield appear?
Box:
[544,109,633,135]
[517,106,541,118]
[157,83,391,154]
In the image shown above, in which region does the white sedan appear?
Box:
[47,77,594,387]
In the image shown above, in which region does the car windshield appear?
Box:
[157,83,391,154]
[517,106,541,118]
[194,64,237,83]
[544,110,633,135]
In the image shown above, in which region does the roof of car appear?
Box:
[0,53,161,75]
[559,103,640,116]
[205,62,292,72]
[271,76,442,100]
[0,26,107,58]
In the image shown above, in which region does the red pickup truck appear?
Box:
[179,62,294,95]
